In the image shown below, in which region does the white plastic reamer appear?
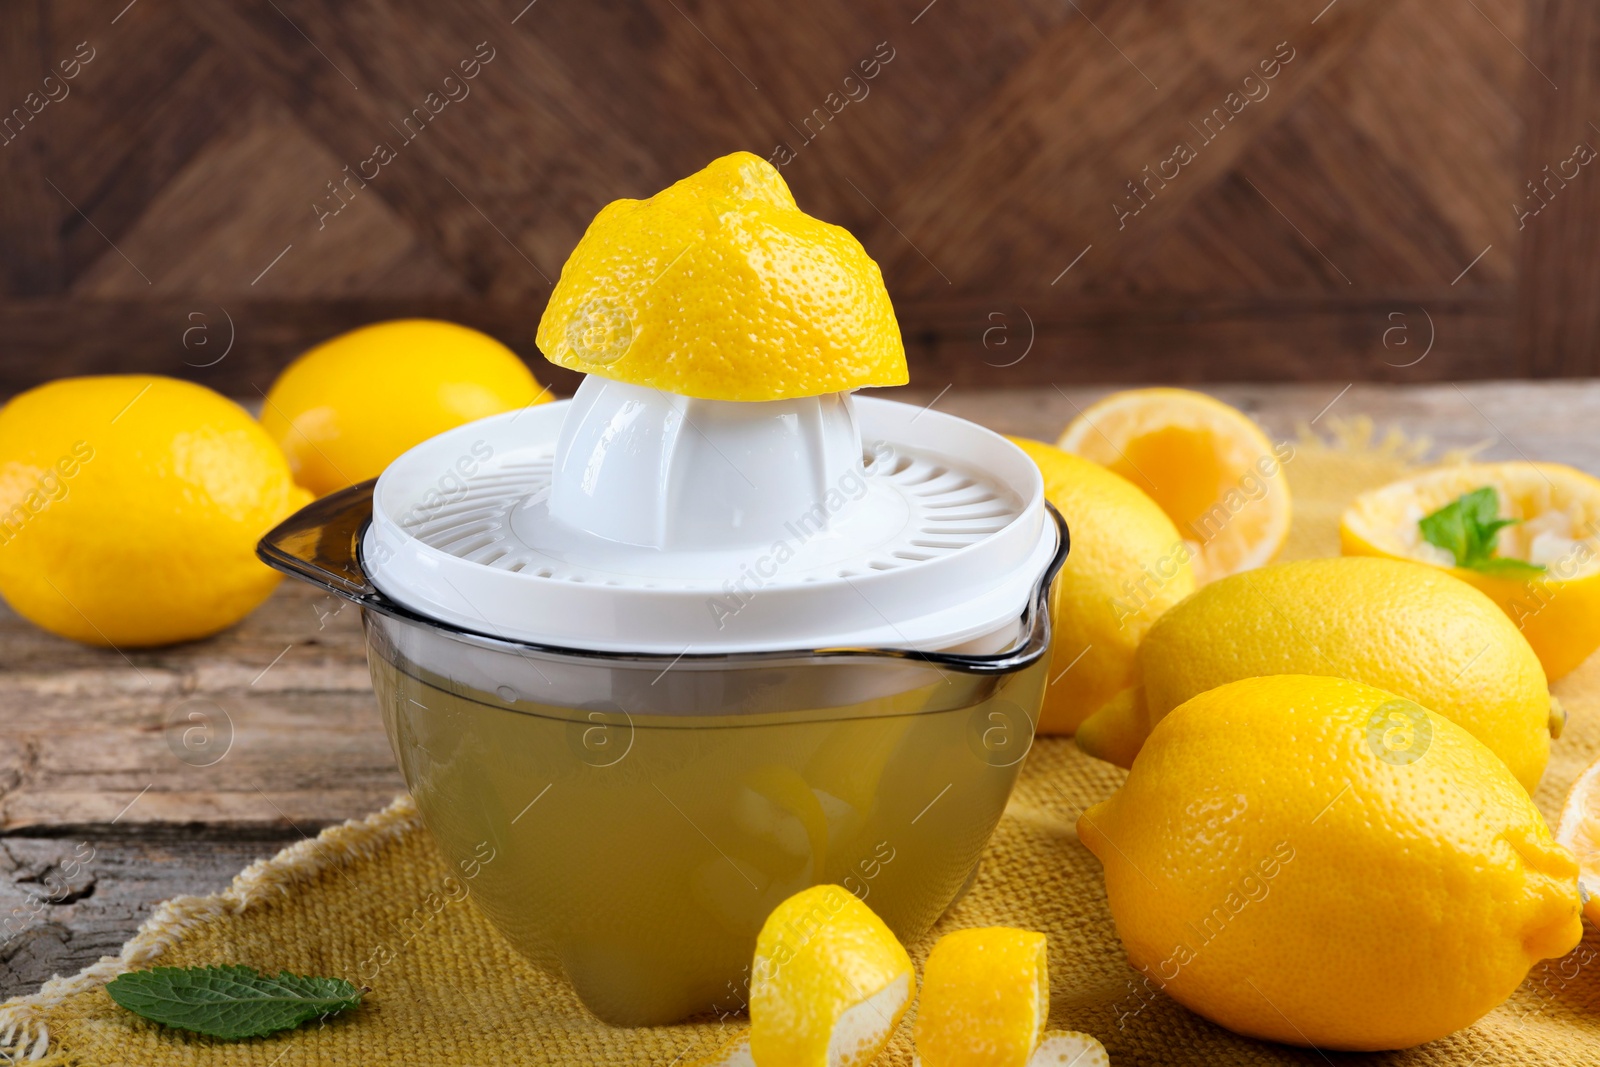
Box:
[363,375,1056,654]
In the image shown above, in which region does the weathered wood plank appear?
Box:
[1515,0,1600,376]
[45,1,251,290]
[856,0,1396,293]
[0,581,403,834]
[892,293,1515,388]
[0,0,59,297]
[0,293,1514,397]
[0,829,303,999]
[4,0,1566,382]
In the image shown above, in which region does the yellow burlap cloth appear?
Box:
[5,422,1600,1066]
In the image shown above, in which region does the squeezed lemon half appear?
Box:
[1057,388,1290,583]
[1341,462,1600,681]
[1555,753,1600,926]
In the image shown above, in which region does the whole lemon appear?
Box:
[1075,556,1553,793]
[1009,437,1195,734]
[1080,674,1582,1051]
[261,319,549,496]
[0,376,311,647]
[537,152,906,401]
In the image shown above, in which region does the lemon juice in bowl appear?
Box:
[368,617,1047,1024]
[260,152,1066,1025]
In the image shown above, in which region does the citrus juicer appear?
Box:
[258,154,1068,1025]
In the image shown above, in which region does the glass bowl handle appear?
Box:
[256,479,378,601]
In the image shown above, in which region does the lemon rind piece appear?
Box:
[749,885,915,1067]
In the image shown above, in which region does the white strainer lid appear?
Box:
[363,377,1056,654]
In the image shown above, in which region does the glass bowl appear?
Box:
[260,482,1067,1025]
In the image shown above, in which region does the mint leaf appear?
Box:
[1468,556,1549,579]
[1418,486,1545,577]
[105,965,362,1040]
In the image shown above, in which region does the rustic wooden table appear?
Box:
[3,380,1596,1000]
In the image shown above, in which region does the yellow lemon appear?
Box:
[536,152,906,401]
[1080,674,1582,1051]
[0,376,310,647]
[912,927,1049,1067]
[1341,462,1600,681]
[1554,753,1600,926]
[1056,388,1291,583]
[750,884,914,1067]
[1075,556,1553,793]
[1009,438,1195,734]
[261,319,549,496]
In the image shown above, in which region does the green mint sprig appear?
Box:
[1418,486,1545,578]
[105,965,362,1040]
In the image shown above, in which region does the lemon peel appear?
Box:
[749,884,914,1067]
[1028,1031,1110,1066]
[537,152,907,401]
[913,927,1049,1067]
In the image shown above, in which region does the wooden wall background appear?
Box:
[1,0,1597,396]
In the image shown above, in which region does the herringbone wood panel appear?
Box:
[0,0,1593,391]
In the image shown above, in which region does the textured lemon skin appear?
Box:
[536,152,906,401]
[1073,686,1147,769]
[1009,437,1195,735]
[1080,675,1582,1052]
[1055,387,1291,582]
[1340,462,1600,682]
[913,927,1048,1067]
[1121,556,1551,793]
[261,319,548,496]
[750,884,914,1067]
[0,376,310,647]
